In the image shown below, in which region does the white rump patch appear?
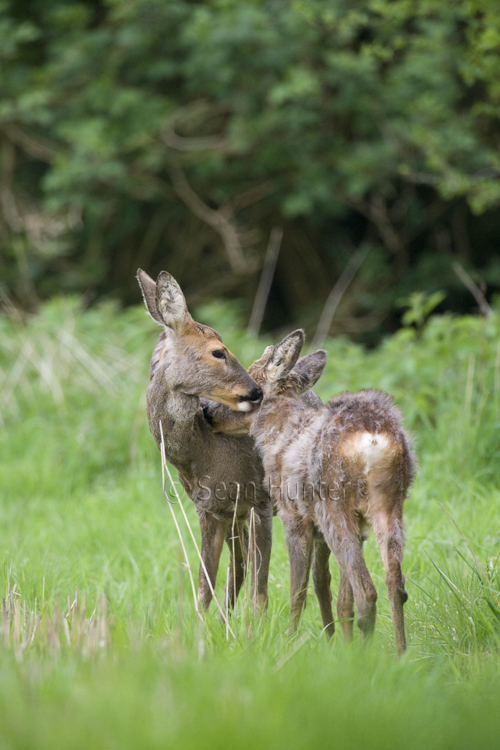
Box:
[349,432,390,473]
[237,401,253,412]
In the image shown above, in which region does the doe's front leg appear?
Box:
[250,505,273,611]
[224,521,248,611]
[197,511,226,610]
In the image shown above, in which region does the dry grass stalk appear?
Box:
[494,334,500,393]
[272,632,311,673]
[438,502,500,606]
[241,507,258,634]
[252,509,259,606]
[225,566,231,642]
[464,355,475,424]
[0,308,144,419]
[231,484,240,608]
[159,422,201,621]
[0,584,111,657]
[159,421,236,638]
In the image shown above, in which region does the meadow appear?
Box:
[1,297,500,749]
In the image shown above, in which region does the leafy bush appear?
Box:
[2,0,500,339]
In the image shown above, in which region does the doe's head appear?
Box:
[208,330,327,435]
[137,269,262,412]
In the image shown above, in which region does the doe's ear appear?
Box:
[266,330,305,382]
[137,269,163,325]
[293,350,327,394]
[155,271,189,331]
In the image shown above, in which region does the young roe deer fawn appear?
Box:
[210,330,416,655]
[137,269,273,611]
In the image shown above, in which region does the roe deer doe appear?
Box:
[137,269,273,610]
[209,330,416,655]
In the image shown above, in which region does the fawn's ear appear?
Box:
[155,271,189,332]
[266,330,305,382]
[137,269,163,325]
[294,350,327,394]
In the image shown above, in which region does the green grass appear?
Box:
[1,298,500,748]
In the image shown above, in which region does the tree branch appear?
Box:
[165,157,248,273]
[452,261,491,317]
[312,245,371,347]
[248,227,283,336]
[161,101,230,153]
[2,124,55,163]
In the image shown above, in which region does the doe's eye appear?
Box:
[212,349,226,359]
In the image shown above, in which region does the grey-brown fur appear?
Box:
[210,330,416,655]
[137,268,273,611]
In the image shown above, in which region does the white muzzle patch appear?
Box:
[237,401,253,412]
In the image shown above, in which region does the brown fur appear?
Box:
[137,269,272,611]
[209,330,417,655]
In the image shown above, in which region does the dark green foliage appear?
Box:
[2,0,500,338]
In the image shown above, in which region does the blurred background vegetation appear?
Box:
[2,0,500,343]
[3,5,500,744]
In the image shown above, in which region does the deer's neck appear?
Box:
[147,331,202,463]
[251,397,295,451]
[251,396,322,483]
[147,375,199,459]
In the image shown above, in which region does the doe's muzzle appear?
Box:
[237,386,263,412]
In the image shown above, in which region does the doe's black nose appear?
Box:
[249,387,263,403]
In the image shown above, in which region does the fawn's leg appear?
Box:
[338,527,366,643]
[317,503,378,641]
[198,511,226,609]
[281,512,314,633]
[371,507,408,656]
[335,538,377,641]
[251,505,273,611]
[312,537,335,639]
[337,569,355,642]
[224,520,248,610]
